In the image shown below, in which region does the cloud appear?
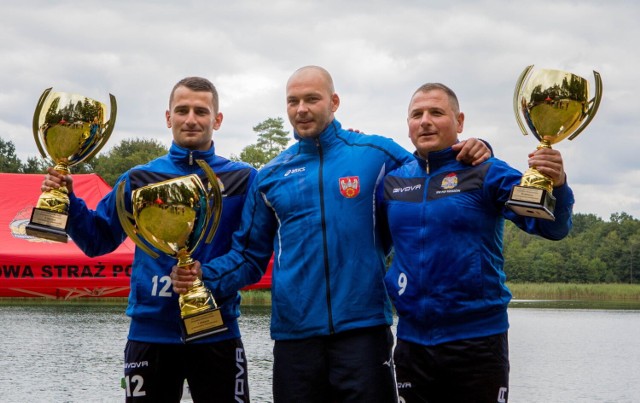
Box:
[1,0,638,220]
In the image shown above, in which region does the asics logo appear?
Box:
[284,167,306,177]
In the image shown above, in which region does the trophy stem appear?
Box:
[177,252,194,268]
[27,159,73,242]
[179,277,219,315]
[521,140,554,193]
[35,188,70,213]
[178,274,226,342]
[519,167,553,194]
[538,139,552,150]
[53,162,71,176]
[175,253,218,314]
[506,137,557,220]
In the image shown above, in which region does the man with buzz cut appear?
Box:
[172,67,492,402]
[42,76,256,402]
[380,82,574,402]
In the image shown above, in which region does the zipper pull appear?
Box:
[189,151,194,166]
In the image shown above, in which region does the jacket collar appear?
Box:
[169,141,216,167]
[295,119,343,153]
[414,144,459,172]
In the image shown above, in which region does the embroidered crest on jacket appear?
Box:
[339,176,360,198]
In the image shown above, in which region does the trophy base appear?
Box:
[181,307,228,343]
[25,207,69,243]
[506,185,556,221]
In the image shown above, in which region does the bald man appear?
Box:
[173,66,491,402]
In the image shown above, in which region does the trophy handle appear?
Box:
[196,159,223,244]
[84,93,118,161]
[513,65,535,137]
[115,181,159,258]
[567,70,603,141]
[32,88,53,160]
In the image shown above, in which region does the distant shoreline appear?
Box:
[507,282,640,300]
[1,284,639,306]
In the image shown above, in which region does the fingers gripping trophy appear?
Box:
[506,65,603,220]
[116,159,227,342]
[26,88,116,242]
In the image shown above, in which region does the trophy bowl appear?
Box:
[26,88,117,242]
[506,65,602,220]
[116,160,226,342]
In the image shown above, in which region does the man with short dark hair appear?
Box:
[172,67,491,402]
[380,82,574,402]
[42,76,256,402]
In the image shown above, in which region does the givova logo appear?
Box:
[235,347,247,402]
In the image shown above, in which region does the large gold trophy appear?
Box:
[506,65,602,220]
[116,160,226,342]
[26,88,117,242]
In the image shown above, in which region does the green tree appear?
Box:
[503,212,640,283]
[233,117,290,168]
[629,235,640,284]
[20,156,49,173]
[91,138,168,186]
[571,213,603,236]
[19,155,93,174]
[0,138,22,172]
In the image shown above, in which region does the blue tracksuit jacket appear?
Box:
[201,119,415,340]
[67,142,256,343]
[380,146,574,346]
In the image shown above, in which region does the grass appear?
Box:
[0,290,272,306]
[243,284,640,305]
[240,290,272,305]
[3,284,639,306]
[507,283,640,301]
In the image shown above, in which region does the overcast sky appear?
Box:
[1,0,638,221]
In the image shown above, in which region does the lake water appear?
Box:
[0,301,639,402]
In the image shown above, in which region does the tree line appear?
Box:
[1,117,289,184]
[2,117,638,284]
[504,212,639,284]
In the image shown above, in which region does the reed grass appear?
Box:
[3,284,639,306]
[507,283,640,300]
[240,290,272,306]
[241,284,640,305]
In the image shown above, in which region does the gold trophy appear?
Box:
[116,160,226,342]
[506,65,602,220]
[26,88,117,242]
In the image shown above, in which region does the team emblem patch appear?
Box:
[339,176,360,198]
[441,173,458,190]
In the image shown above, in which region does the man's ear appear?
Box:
[456,112,465,133]
[331,93,340,112]
[213,112,223,130]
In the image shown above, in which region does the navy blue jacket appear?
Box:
[380,146,574,346]
[68,142,256,343]
[201,120,415,340]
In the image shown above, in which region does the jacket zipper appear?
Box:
[317,137,335,334]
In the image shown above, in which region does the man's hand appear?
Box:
[528,148,566,187]
[453,138,492,166]
[41,167,74,194]
[171,260,202,294]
